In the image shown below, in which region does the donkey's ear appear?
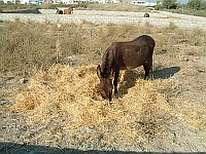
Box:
[97,64,101,79]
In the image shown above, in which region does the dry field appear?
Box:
[0,20,206,153]
[1,9,206,29]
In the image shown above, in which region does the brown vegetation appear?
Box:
[79,3,150,12]
[1,20,205,76]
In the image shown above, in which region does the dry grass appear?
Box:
[78,3,150,12]
[0,20,205,76]
[162,8,206,17]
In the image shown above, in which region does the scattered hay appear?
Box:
[13,64,177,148]
[173,98,206,131]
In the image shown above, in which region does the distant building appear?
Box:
[19,0,29,4]
[130,0,145,5]
[72,0,120,4]
[61,0,76,4]
[1,0,120,4]
[2,0,16,3]
[43,0,53,3]
[97,0,120,3]
[17,0,43,4]
[108,0,120,3]
[130,0,156,7]
[28,0,43,4]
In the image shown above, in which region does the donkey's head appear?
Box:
[97,64,113,101]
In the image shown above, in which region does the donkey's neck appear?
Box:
[100,47,113,78]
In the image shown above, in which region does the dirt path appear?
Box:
[0,9,206,29]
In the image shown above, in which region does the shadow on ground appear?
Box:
[119,66,180,97]
[0,142,203,154]
[151,66,180,79]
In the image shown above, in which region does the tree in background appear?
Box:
[157,0,178,9]
[187,0,201,10]
[187,0,206,10]
[200,0,206,9]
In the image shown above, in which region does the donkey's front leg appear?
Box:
[113,69,120,96]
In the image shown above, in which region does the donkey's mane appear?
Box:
[100,45,113,78]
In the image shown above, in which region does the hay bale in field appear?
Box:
[144,12,150,18]
[56,9,63,14]
[56,7,73,15]
[64,7,73,14]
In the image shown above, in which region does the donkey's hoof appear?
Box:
[114,91,121,98]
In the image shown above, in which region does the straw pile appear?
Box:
[13,64,177,149]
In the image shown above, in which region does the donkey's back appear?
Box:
[132,35,155,50]
[111,35,155,70]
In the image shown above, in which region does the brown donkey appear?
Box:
[97,35,155,101]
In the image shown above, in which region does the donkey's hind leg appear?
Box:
[143,59,152,80]
[143,64,150,80]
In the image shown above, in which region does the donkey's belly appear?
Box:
[122,50,146,69]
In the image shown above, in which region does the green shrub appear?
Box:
[187,0,201,10]
[158,0,178,9]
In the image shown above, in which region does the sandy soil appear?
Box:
[0,9,206,29]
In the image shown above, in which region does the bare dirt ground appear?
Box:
[0,12,206,153]
[0,9,206,29]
